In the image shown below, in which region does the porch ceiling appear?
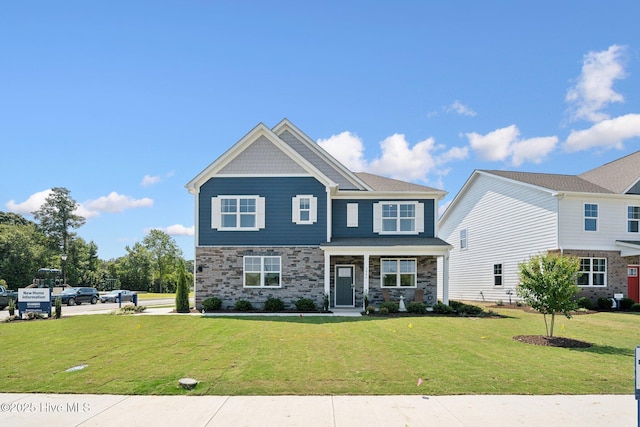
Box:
[320,237,452,256]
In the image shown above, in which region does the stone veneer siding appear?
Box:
[195,246,324,310]
[563,250,640,303]
[330,256,438,308]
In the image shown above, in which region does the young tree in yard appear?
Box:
[517,252,581,337]
[32,187,85,254]
[175,261,190,313]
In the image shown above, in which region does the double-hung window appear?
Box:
[628,206,640,233]
[244,256,281,287]
[493,263,503,286]
[292,195,317,224]
[584,203,598,231]
[460,229,468,250]
[374,201,424,234]
[212,196,265,230]
[577,258,606,287]
[381,259,416,288]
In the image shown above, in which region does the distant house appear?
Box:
[438,151,640,304]
[185,119,452,311]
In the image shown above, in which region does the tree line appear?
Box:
[0,187,192,292]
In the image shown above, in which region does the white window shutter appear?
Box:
[416,202,424,232]
[347,203,358,227]
[211,197,221,229]
[257,197,266,229]
[292,196,300,223]
[373,202,381,233]
[309,196,317,223]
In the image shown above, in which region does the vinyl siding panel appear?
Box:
[199,177,327,246]
[559,195,640,250]
[439,174,558,301]
[332,199,435,238]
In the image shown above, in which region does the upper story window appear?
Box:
[292,195,317,225]
[584,203,598,231]
[460,228,468,250]
[577,257,606,287]
[373,201,424,235]
[212,196,265,231]
[628,206,640,233]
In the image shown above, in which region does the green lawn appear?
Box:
[0,308,637,396]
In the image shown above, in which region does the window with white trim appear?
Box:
[373,201,424,234]
[244,256,281,287]
[212,196,265,230]
[584,203,598,231]
[292,195,317,224]
[577,258,606,287]
[381,259,416,288]
[460,228,468,250]
[493,263,503,286]
[628,206,640,233]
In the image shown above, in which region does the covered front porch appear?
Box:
[320,238,452,310]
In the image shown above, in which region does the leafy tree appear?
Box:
[0,222,52,289]
[517,252,581,337]
[175,261,190,313]
[143,229,182,293]
[65,238,102,287]
[32,187,85,254]
[117,243,153,291]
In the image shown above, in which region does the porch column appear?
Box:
[442,252,450,305]
[324,251,331,301]
[363,253,370,309]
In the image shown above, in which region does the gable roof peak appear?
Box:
[578,149,640,194]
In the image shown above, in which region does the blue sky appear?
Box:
[2,1,640,261]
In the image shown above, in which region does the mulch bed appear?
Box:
[513,335,592,348]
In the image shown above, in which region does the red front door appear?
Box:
[628,266,639,303]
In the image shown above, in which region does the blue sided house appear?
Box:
[186,119,452,311]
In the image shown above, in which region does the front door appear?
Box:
[335,265,355,307]
[628,266,639,303]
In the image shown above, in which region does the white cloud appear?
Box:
[466,125,519,162]
[564,113,640,152]
[317,131,367,172]
[83,192,154,215]
[141,174,161,187]
[368,134,437,182]
[566,44,627,123]
[466,125,558,166]
[161,224,195,236]
[511,136,558,166]
[6,189,52,215]
[446,100,477,117]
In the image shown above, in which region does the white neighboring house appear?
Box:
[438,150,640,304]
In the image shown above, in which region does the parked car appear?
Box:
[100,290,136,303]
[0,285,18,310]
[52,287,99,306]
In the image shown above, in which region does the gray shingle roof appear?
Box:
[481,170,614,194]
[579,150,640,194]
[354,172,444,193]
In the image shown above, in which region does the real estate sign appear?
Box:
[18,288,52,318]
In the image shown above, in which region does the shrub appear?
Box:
[202,297,222,312]
[631,303,640,312]
[264,297,285,312]
[619,297,635,310]
[576,296,594,310]
[597,297,613,310]
[294,298,317,312]
[379,301,399,313]
[8,298,16,316]
[234,300,254,311]
[432,301,454,314]
[496,300,504,306]
[54,297,62,319]
[323,294,330,311]
[117,304,146,314]
[365,305,376,315]
[379,306,389,315]
[450,300,484,316]
[406,301,427,314]
[175,263,190,313]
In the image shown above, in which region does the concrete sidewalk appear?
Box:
[0,393,636,427]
